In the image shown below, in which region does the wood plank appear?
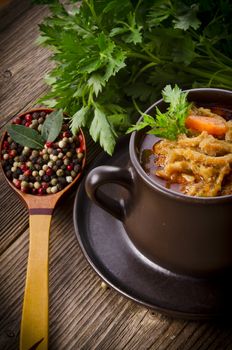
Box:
[1,2,232,350]
[0,0,31,32]
[0,4,52,125]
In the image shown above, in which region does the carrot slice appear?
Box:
[185,115,228,136]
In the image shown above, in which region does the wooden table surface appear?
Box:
[1,2,232,349]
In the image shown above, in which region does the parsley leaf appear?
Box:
[89,105,117,155]
[127,85,191,140]
[173,4,201,31]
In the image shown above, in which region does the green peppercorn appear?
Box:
[22,147,30,156]
[46,187,52,194]
[51,186,58,193]
[42,164,49,171]
[32,119,38,127]
[39,170,45,177]
[77,153,84,159]
[71,171,77,178]
[21,181,29,188]
[51,178,57,186]
[26,161,32,168]
[43,154,49,161]
[58,140,66,148]
[34,182,41,189]
[56,169,64,177]
[66,152,72,158]
[48,161,54,168]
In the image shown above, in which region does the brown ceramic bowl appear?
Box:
[85,88,232,277]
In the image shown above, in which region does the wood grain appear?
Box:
[1,2,232,350]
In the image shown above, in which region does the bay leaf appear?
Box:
[41,109,64,142]
[7,124,45,149]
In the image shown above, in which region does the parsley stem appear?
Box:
[132,62,157,83]
[85,0,99,27]
[132,97,144,116]
[182,66,232,87]
[140,45,160,63]
[127,51,153,62]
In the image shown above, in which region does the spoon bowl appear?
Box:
[1,108,86,350]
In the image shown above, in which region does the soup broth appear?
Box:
[140,106,232,197]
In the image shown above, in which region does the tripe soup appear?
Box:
[140,105,232,197]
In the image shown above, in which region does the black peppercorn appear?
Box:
[32,112,40,119]
[42,175,50,182]
[52,149,58,156]
[40,111,46,118]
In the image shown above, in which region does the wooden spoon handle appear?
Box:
[20,214,52,350]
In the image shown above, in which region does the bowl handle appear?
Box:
[85,166,134,221]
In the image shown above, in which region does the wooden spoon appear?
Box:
[0,109,86,350]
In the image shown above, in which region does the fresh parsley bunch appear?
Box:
[36,0,232,154]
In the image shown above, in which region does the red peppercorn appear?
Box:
[38,188,45,195]
[21,187,29,193]
[14,180,21,189]
[24,169,32,177]
[76,146,84,154]
[46,142,53,148]
[25,121,32,127]
[9,149,17,157]
[41,182,48,189]
[14,117,22,125]
[21,164,28,172]
[3,141,9,149]
[67,164,73,171]
[25,114,32,122]
[63,131,70,138]
[46,168,53,176]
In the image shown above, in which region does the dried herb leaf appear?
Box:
[7,124,45,149]
[41,109,64,142]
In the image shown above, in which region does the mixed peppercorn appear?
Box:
[1,110,85,195]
